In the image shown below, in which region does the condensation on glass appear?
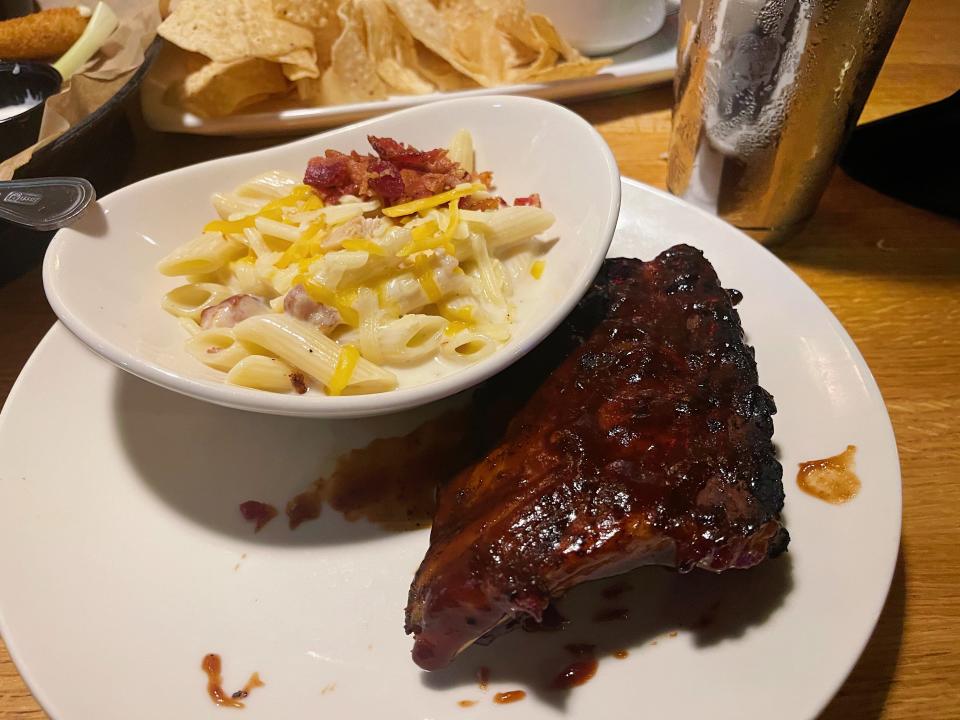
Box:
[667,0,909,243]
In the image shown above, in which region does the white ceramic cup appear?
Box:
[526,0,668,55]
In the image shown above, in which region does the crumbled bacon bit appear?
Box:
[303,135,473,206]
[289,372,308,394]
[284,284,340,333]
[200,294,269,329]
[513,193,542,208]
[239,501,278,532]
[368,136,460,174]
[459,195,501,211]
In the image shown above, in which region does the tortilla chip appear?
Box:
[158,0,319,79]
[320,0,444,104]
[161,0,607,114]
[272,0,342,69]
[382,0,607,88]
[411,43,477,91]
[320,1,389,103]
[176,54,289,117]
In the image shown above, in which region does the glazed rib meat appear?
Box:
[405,245,788,671]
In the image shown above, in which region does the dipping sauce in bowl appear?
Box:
[0,92,42,121]
[0,61,62,159]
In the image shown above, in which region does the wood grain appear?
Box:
[2,0,958,716]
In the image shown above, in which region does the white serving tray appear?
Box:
[141,14,677,136]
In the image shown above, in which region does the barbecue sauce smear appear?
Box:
[201,654,264,709]
[797,445,860,503]
[269,408,476,533]
[553,644,599,689]
[493,690,527,704]
[320,408,473,530]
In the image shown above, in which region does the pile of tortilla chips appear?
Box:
[158,0,610,117]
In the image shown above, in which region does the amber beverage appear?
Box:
[667,0,909,243]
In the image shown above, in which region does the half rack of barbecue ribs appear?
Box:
[405,245,789,671]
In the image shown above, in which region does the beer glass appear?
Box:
[667,0,910,243]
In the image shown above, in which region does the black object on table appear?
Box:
[840,90,960,220]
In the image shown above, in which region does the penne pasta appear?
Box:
[440,329,500,362]
[255,216,300,243]
[233,314,397,395]
[447,129,475,174]
[355,287,385,365]
[161,282,235,320]
[464,206,556,249]
[234,170,299,200]
[468,231,506,307]
[157,232,247,277]
[185,327,257,371]
[227,355,298,393]
[378,314,446,365]
[161,136,556,396]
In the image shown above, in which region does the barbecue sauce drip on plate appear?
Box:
[201,654,264,709]
[593,607,630,622]
[553,644,599,689]
[476,666,490,690]
[278,408,478,532]
[493,690,526,704]
[285,487,322,529]
[797,445,860,504]
[320,408,473,530]
[238,500,277,532]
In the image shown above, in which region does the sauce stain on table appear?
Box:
[797,445,860,504]
[493,690,526,704]
[201,654,264,709]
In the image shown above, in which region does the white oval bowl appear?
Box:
[43,96,621,418]
[526,0,668,55]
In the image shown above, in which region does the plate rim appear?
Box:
[6,176,902,720]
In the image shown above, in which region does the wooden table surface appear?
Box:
[1,1,958,717]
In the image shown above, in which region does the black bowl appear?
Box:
[0,61,63,160]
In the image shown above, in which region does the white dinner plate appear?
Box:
[140,14,677,136]
[43,95,621,419]
[0,177,900,720]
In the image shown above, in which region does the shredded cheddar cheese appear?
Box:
[382,183,484,217]
[298,279,360,327]
[413,255,442,303]
[205,185,321,235]
[444,320,469,336]
[398,220,456,257]
[438,302,474,324]
[341,237,386,255]
[328,345,360,396]
[442,199,460,242]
